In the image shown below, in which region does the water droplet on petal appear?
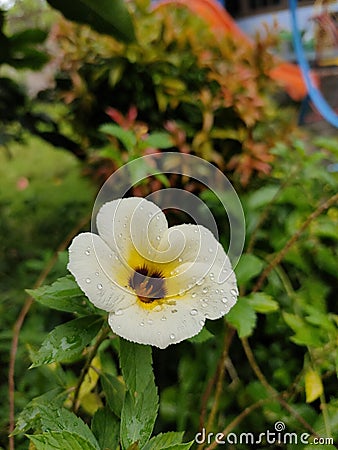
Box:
[140,321,145,326]
[196,278,204,286]
[147,319,153,325]
[161,316,167,321]
[192,293,197,298]
[178,257,183,263]
[115,309,123,316]
[156,215,160,221]
[118,233,122,238]
[222,297,228,304]
[156,235,161,241]
[202,287,208,294]
[190,309,198,316]
[171,309,178,314]
[215,289,219,294]
[208,248,213,253]
[85,278,91,283]
[95,272,99,277]
[170,334,175,340]
[231,288,238,296]
[97,283,103,290]
[199,319,204,326]
[154,305,161,312]
[85,249,90,255]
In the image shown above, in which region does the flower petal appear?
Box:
[96,198,169,266]
[68,232,135,312]
[108,299,205,349]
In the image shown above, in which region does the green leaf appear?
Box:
[247,292,279,314]
[13,389,65,435]
[235,254,264,286]
[119,339,154,394]
[31,315,103,367]
[143,432,184,450]
[247,185,279,209]
[226,297,257,338]
[28,431,99,450]
[46,0,136,43]
[120,384,158,450]
[101,372,126,417]
[142,132,173,149]
[165,444,194,450]
[10,29,48,47]
[100,123,136,151]
[305,369,323,403]
[119,340,159,449]
[188,327,214,344]
[283,312,323,347]
[27,275,95,315]
[92,406,120,450]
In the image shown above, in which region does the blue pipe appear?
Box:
[288,0,338,128]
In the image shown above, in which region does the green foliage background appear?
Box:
[0,0,337,449]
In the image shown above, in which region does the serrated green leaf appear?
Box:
[28,431,98,450]
[119,340,158,449]
[31,315,103,367]
[247,292,279,314]
[46,0,135,43]
[235,254,264,286]
[13,389,65,435]
[226,297,256,338]
[92,406,120,450]
[166,443,194,450]
[27,275,94,315]
[119,340,153,394]
[101,372,125,417]
[120,382,158,450]
[283,313,324,347]
[143,432,184,450]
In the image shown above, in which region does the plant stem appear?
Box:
[241,337,318,436]
[252,192,338,293]
[72,325,110,413]
[8,214,90,450]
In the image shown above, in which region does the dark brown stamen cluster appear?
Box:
[129,265,166,303]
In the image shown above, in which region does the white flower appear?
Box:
[68,197,238,349]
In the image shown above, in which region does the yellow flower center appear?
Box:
[129,265,167,304]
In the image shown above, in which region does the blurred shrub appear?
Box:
[47,0,296,186]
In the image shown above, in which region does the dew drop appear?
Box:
[222,297,228,304]
[220,289,224,293]
[97,283,103,290]
[196,278,204,286]
[118,233,123,238]
[154,305,162,312]
[85,249,91,255]
[208,248,213,253]
[191,293,197,298]
[85,278,91,284]
[215,289,219,294]
[147,319,153,325]
[190,309,198,316]
[161,316,167,321]
[140,321,145,326]
[95,272,99,277]
[231,288,238,296]
[115,309,123,316]
[209,272,214,278]
[171,309,178,314]
[156,236,161,241]
[156,215,160,221]
[202,287,208,294]
[178,257,183,263]
[170,334,175,340]
[199,319,204,326]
